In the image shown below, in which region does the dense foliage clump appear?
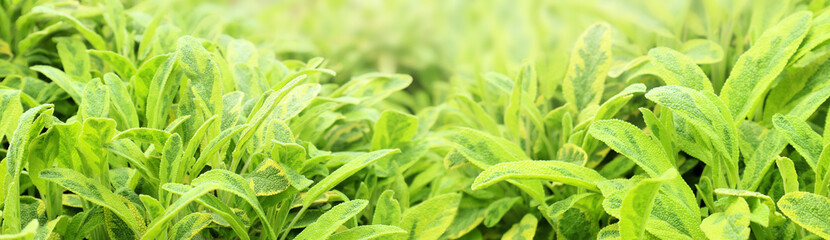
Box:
[3,0,830,239]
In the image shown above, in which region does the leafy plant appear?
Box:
[3,0,830,239]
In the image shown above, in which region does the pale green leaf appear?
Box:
[472,160,606,191]
[777,191,830,238]
[294,200,369,240]
[563,23,612,110]
[396,193,460,240]
[720,12,811,122]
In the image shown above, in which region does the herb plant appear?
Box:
[2,0,830,239]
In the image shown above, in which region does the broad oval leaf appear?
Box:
[700,196,751,240]
[777,191,830,238]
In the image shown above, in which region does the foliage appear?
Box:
[3,0,830,239]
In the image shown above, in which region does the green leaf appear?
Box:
[113,128,171,151]
[145,170,273,240]
[501,214,537,240]
[0,89,23,142]
[588,119,674,177]
[645,85,738,168]
[190,123,249,176]
[77,118,117,177]
[396,193,460,240]
[331,73,411,107]
[294,200,369,240]
[30,66,84,103]
[372,190,401,226]
[773,114,823,171]
[371,110,418,150]
[720,11,811,122]
[590,119,703,239]
[444,128,526,168]
[562,23,612,110]
[620,169,678,240]
[484,197,520,227]
[159,133,183,199]
[89,50,136,80]
[775,156,800,193]
[597,223,622,240]
[145,54,178,129]
[30,6,106,50]
[472,160,606,191]
[271,83,321,121]
[648,47,713,92]
[80,78,110,120]
[328,225,407,240]
[0,220,37,240]
[679,39,724,64]
[777,191,830,238]
[3,104,53,234]
[162,184,249,240]
[246,159,291,196]
[714,188,781,227]
[700,196,751,240]
[55,37,91,81]
[170,212,212,240]
[176,36,223,114]
[557,143,588,166]
[544,193,597,220]
[304,149,399,207]
[38,168,143,235]
[103,73,139,129]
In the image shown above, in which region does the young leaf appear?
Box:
[55,37,91,81]
[648,47,713,92]
[620,169,678,240]
[372,190,401,226]
[562,23,612,110]
[145,170,274,240]
[176,35,223,114]
[720,12,811,122]
[396,193,461,240]
[103,73,140,129]
[484,197,521,227]
[501,214,537,240]
[371,110,418,150]
[775,156,800,193]
[294,200,369,240]
[646,85,738,167]
[700,196,752,240]
[170,212,212,240]
[246,159,291,196]
[79,78,110,120]
[588,119,673,177]
[303,149,399,207]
